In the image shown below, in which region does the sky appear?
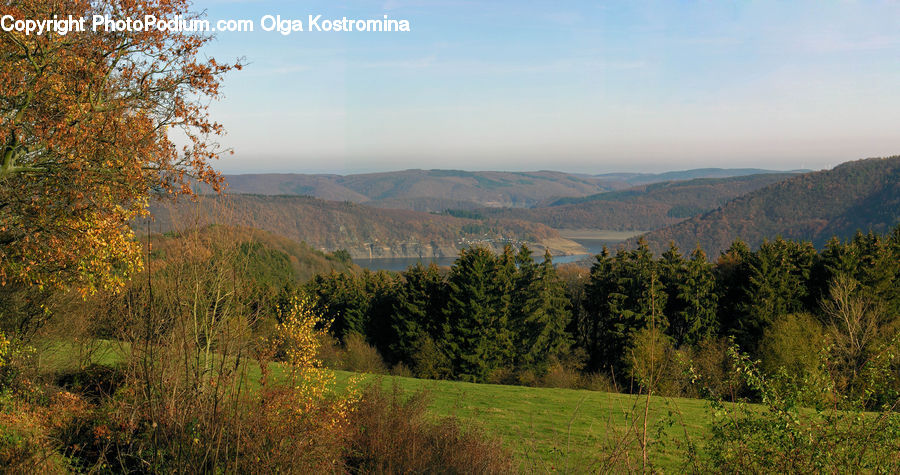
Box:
[190,0,900,175]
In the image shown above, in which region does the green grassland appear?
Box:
[37,340,710,470]
[328,371,710,470]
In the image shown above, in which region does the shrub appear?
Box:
[0,396,74,473]
[759,312,825,376]
[539,363,584,390]
[54,364,125,403]
[315,333,344,369]
[537,363,613,391]
[697,344,900,472]
[340,333,387,374]
[390,363,413,378]
[344,384,515,473]
[757,312,829,405]
[411,335,452,380]
[686,337,743,400]
[486,367,520,385]
[628,327,688,397]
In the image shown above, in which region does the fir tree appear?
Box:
[737,238,817,353]
[510,248,573,373]
[389,263,446,365]
[443,247,512,382]
[586,240,667,375]
[673,247,718,347]
[306,271,369,341]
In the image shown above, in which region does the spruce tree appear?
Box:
[443,247,511,382]
[510,248,572,373]
[584,247,615,371]
[585,240,667,376]
[363,270,398,358]
[659,243,688,342]
[737,238,816,353]
[674,247,718,347]
[715,239,752,341]
[389,263,446,365]
[306,271,369,341]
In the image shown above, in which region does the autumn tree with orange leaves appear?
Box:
[0,0,239,294]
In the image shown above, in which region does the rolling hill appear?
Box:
[221,170,610,210]
[593,167,807,188]
[145,225,357,282]
[217,168,796,212]
[473,173,797,231]
[144,194,583,259]
[632,156,900,255]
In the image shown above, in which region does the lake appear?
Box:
[353,237,621,271]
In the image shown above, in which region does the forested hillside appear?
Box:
[473,173,795,230]
[635,156,900,255]
[147,225,356,282]
[221,170,610,209]
[145,194,582,259]
[219,168,793,212]
[593,167,804,187]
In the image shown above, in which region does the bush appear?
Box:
[344,384,515,473]
[0,393,77,473]
[628,327,688,397]
[340,333,387,374]
[686,337,743,400]
[759,313,825,376]
[315,333,344,369]
[317,333,388,374]
[411,335,452,380]
[537,363,613,392]
[539,363,584,390]
[389,363,413,378]
[699,344,900,472]
[54,364,125,403]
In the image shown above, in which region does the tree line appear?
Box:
[306,225,900,395]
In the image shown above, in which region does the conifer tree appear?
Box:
[715,239,752,340]
[659,243,689,340]
[673,247,718,347]
[510,248,572,373]
[584,247,615,371]
[362,270,399,358]
[389,263,446,365]
[586,240,667,375]
[306,272,369,341]
[443,247,511,382]
[737,238,817,352]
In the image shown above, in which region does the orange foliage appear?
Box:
[0,0,240,294]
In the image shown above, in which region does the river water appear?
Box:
[353,238,617,271]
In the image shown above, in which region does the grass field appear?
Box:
[38,340,710,471]
[328,371,710,470]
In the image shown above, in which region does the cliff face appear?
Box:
[142,194,585,260]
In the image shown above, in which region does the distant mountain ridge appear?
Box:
[218,168,796,212]
[592,168,809,187]
[221,170,608,210]
[144,194,584,260]
[473,173,797,231]
[632,156,900,255]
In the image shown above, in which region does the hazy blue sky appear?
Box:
[192,1,900,174]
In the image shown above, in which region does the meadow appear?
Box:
[329,371,710,470]
[38,339,709,471]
